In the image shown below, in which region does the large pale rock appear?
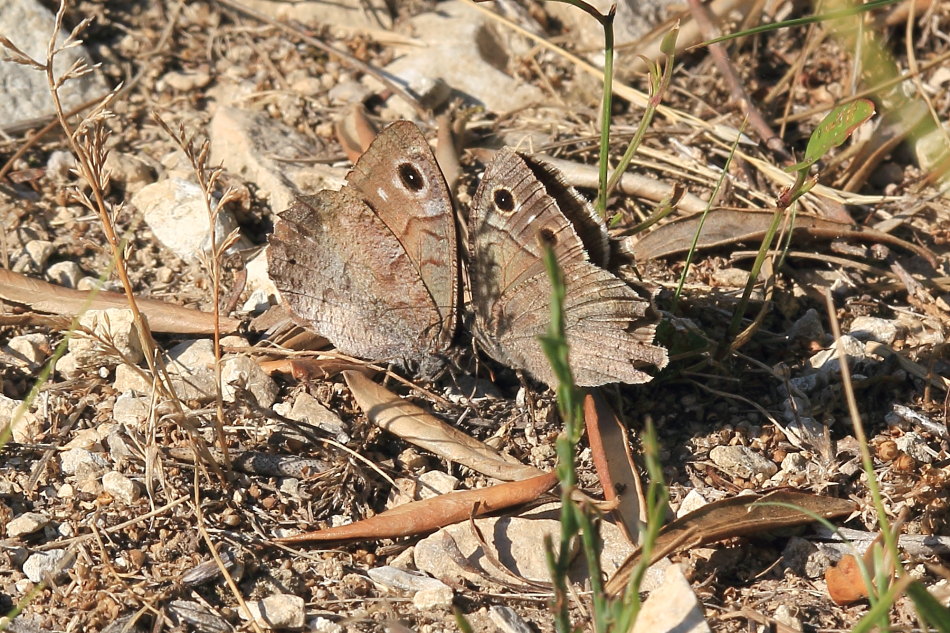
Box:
[132,178,242,262]
[0,0,108,125]
[373,2,544,115]
[415,502,634,587]
[67,308,144,368]
[210,107,343,214]
[632,564,710,633]
[232,0,391,32]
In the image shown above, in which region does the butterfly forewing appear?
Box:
[468,148,668,387]
[267,122,458,363]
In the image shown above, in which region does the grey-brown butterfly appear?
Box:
[268,122,667,386]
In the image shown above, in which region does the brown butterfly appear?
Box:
[267,122,667,386]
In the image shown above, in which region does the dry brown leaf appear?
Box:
[275,470,558,543]
[0,269,241,334]
[584,391,645,545]
[343,370,543,481]
[633,208,937,265]
[606,490,858,596]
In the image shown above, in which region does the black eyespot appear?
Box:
[493,188,514,212]
[538,228,557,247]
[398,163,425,191]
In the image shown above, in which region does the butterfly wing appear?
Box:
[468,148,667,386]
[268,122,457,362]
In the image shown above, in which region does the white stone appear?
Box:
[221,355,278,407]
[367,566,454,609]
[849,316,900,345]
[68,308,144,368]
[112,391,151,426]
[0,0,107,124]
[0,394,39,443]
[415,502,634,587]
[244,594,306,630]
[676,489,707,518]
[131,177,242,262]
[23,549,73,583]
[210,107,344,214]
[308,616,343,633]
[242,288,272,314]
[416,470,459,499]
[709,445,778,480]
[60,448,109,476]
[278,391,348,442]
[102,471,141,504]
[489,605,534,633]
[45,261,83,288]
[6,512,50,538]
[808,335,867,373]
[370,2,543,117]
[13,240,54,273]
[5,333,49,367]
[632,564,710,633]
[103,151,155,194]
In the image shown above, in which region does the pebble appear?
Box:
[0,0,106,124]
[60,447,109,476]
[243,594,306,630]
[13,240,54,273]
[221,355,278,407]
[4,333,50,367]
[309,616,343,633]
[895,432,935,464]
[23,549,73,583]
[132,178,244,262]
[709,445,778,480]
[273,391,349,443]
[848,316,900,345]
[68,307,144,368]
[632,564,710,633]
[6,512,50,538]
[369,1,543,117]
[0,394,38,443]
[416,470,459,499]
[782,536,831,579]
[103,151,155,195]
[112,391,151,426]
[676,489,707,518]
[102,471,141,504]
[209,106,343,214]
[367,566,454,610]
[415,502,634,587]
[45,261,83,288]
[808,335,867,374]
[490,605,534,633]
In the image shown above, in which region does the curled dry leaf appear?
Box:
[606,490,858,596]
[633,208,937,265]
[343,370,543,482]
[275,470,558,543]
[584,391,645,545]
[0,269,241,334]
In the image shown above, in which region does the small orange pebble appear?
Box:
[826,554,871,605]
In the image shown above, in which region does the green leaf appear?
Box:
[907,580,950,632]
[785,99,875,172]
